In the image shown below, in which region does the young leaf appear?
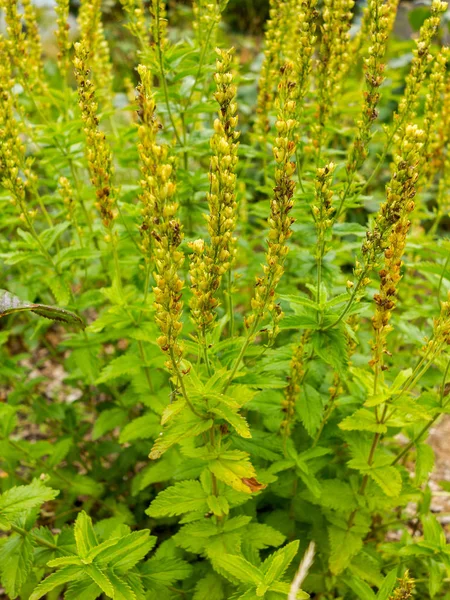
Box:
[0,480,59,529]
[146,480,208,517]
[74,511,98,559]
[29,565,83,600]
[219,554,264,585]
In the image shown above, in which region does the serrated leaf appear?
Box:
[262,540,299,584]
[93,408,127,440]
[219,554,264,585]
[209,451,262,494]
[297,384,324,436]
[0,480,59,526]
[339,409,388,433]
[149,419,213,460]
[29,565,82,600]
[141,557,193,584]
[74,511,98,559]
[96,530,156,571]
[85,564,114,597]
[0,534,33,598]
[147,480,208,517]
[0,289,84,328]
[106,569,136,600]
[96,353,141,384]
[367,466,402,497]
[119,412,161,444]
[415,442,434,485]
[211,405,251,438]
[329,526,364,575]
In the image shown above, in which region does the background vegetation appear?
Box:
[1,0,450,598]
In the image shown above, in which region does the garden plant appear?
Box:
[1,0,450,598]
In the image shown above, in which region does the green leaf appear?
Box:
[311,327,348,374]
[96,353,141,384]
[97,530,156,571]
[339,409,388,434]
[85,564,114,597]
[92,408,127,440]
[149,418,213,460]
[219,554,264,585]
[106,569,136,600]
[211,405,251,438]
[119,412,161,444]
[209,451,262,494]
[147,480,208,517]
[415,443,434,485]
[0,289,84,328]
[74,511,98,559]
[29,565,83,600]
[0,480,59,527]
[367,466,402,497]
[376,569,398,600]
[262,540,299,584]
[343,575,377,600]
[0,534,33,599]
[141,557,193,584]
[297,384,323,436]
[329,526,364,575]
[193,572,225,600]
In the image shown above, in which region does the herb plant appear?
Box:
[1,0,450,598]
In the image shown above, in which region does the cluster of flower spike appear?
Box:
[245,62,298,338]
[73,41,117,230]
[255,0,286,137]
[420,48,450,185]
[347,0,393,175]
[0,44,36,225]
[54,0,72,80]
[137,65,185,367]
[312,162,336,257]
[369,125,425,371]
[150,0,169,48]
[77,0,113,101]
[189,48,240,334]
[1,0,46,94]
[281,331,309,438]
[192,1,224,46]
[294,0,317,105]
[391,0,447,144]
[312,0,354,153]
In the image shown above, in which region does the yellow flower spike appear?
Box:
[391,0,447,146]
[188,48,240,340]
[0,44,29,223]
[255,0,289,137]
[120,0,147,45]
[150,0,169,48]
[73,41,117,230]
[369,125,425,373]
[245,61,298,341]
[54,0,72,80]
[78,0,114,103]
[1,0,46,94]
[347,0,394,177]
[282,331,309,439]
[420,47,450,186]
[312,0,355,159]
[136,64,185,370]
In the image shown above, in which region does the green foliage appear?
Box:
[1,0,450,598]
